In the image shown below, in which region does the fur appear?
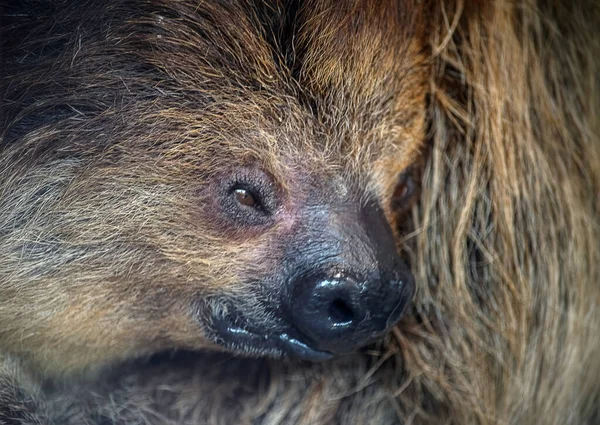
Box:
[0,0,598,424]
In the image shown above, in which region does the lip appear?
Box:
[210,315,336,361]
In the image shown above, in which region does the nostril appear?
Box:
[286,269,415,355]
[328,298,355,326]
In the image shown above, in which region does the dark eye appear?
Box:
[394,180,411,201]
[391,168,417,210]
[219,170,277,227]
[234,188,259,208]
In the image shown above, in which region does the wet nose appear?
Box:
[288,270,413,354]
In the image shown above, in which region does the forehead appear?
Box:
[144,0,427,164]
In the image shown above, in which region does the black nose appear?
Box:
[288,270,413,354]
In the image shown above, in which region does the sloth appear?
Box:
[0,0,598,424]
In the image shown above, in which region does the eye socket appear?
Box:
[394,177,413,202]
[233,187,259,208]
[395,183,409,200]
[391,168,417,210]
[217,169,277,227]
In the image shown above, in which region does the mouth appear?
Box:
[209,313,336,362]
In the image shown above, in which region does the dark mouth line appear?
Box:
[212,319,336,361]
[277,333,336,360]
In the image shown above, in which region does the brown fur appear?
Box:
[1,0,599,424]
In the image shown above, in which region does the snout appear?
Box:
[281,201,415,355]
[287,269,413,354]
[206,201,415,361]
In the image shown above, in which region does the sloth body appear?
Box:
[0,1,599,424]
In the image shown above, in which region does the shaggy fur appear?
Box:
[1,0,599,424]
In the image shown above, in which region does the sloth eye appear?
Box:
[218,168,277,227]
[391,169,416,209]
[223,179,275,226]
[233,188,259,208]
[394,181,410,201]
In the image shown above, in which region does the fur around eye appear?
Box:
[217,170,278,227]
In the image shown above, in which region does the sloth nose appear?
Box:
[288,270,413,354]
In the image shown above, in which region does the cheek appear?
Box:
[226,230,290,281]
[13,285,209,374]
[185,173,303,282]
